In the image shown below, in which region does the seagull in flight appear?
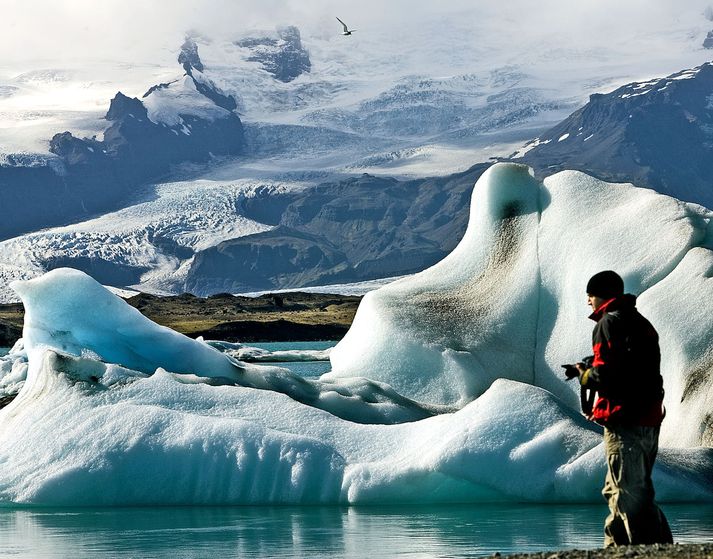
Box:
[336,17,355,36]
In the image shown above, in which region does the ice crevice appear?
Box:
[1,163,713,505]
[531,167,545,390]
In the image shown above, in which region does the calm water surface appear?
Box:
[0,503,711,559]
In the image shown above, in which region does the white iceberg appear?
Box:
[0,163,711,506]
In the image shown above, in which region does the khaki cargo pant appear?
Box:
[603,425,673,547]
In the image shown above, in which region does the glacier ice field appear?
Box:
[0,163,712,506]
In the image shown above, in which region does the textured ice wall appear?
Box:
[327,163,713,446]
[329,164,542,406]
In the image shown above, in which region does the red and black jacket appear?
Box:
[581,294,665,426]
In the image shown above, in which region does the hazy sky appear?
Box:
[4,0,712,67]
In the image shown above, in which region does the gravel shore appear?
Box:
[488,543,713,559]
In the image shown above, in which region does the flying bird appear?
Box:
[336,17,355,36]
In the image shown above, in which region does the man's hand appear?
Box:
[576,362,591,385]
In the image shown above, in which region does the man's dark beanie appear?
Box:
[586,270,624,299]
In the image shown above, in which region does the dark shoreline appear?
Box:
[487,543,713,559]
[0,291,361,346]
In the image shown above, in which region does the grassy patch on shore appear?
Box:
[0,292,361,345]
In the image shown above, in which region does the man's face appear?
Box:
[587,294,606,312]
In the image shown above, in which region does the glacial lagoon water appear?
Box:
[1,341,712,557]
[1,504,712,559]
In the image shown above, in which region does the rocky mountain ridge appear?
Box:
[516,62,713,209]
[183,164,487,295]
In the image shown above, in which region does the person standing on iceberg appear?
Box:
[575,270,673,547]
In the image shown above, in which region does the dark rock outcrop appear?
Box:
[101,83,243,175]
[185,226,353,294]
[0,319,21,347]
[105,91,146,120]
[518,62,713,209]
[192,319,350,342]
[236,26,311,82]
[178,37,205,73]
[191,73,238,111]
[44,256,150,286]
[704,30,713,49]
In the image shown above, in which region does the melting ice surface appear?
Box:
[1,163,712,506]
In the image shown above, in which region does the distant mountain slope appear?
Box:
[0,164,488,301]
[185,164,489,295]
[517,62,713,208]
[3,28,713,298]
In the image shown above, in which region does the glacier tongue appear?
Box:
[1,162,712,505]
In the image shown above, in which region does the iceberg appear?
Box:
[1,163,712,506]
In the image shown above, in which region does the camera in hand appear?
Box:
[561,356,593,381]
[561,364,579,381]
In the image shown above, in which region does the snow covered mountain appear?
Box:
[0,26,572,240]
[235,26,311,83]
[0,42,245,240]
[0,27,581,300]
[515,62,713,208]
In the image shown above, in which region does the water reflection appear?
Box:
[0,504,711,559]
